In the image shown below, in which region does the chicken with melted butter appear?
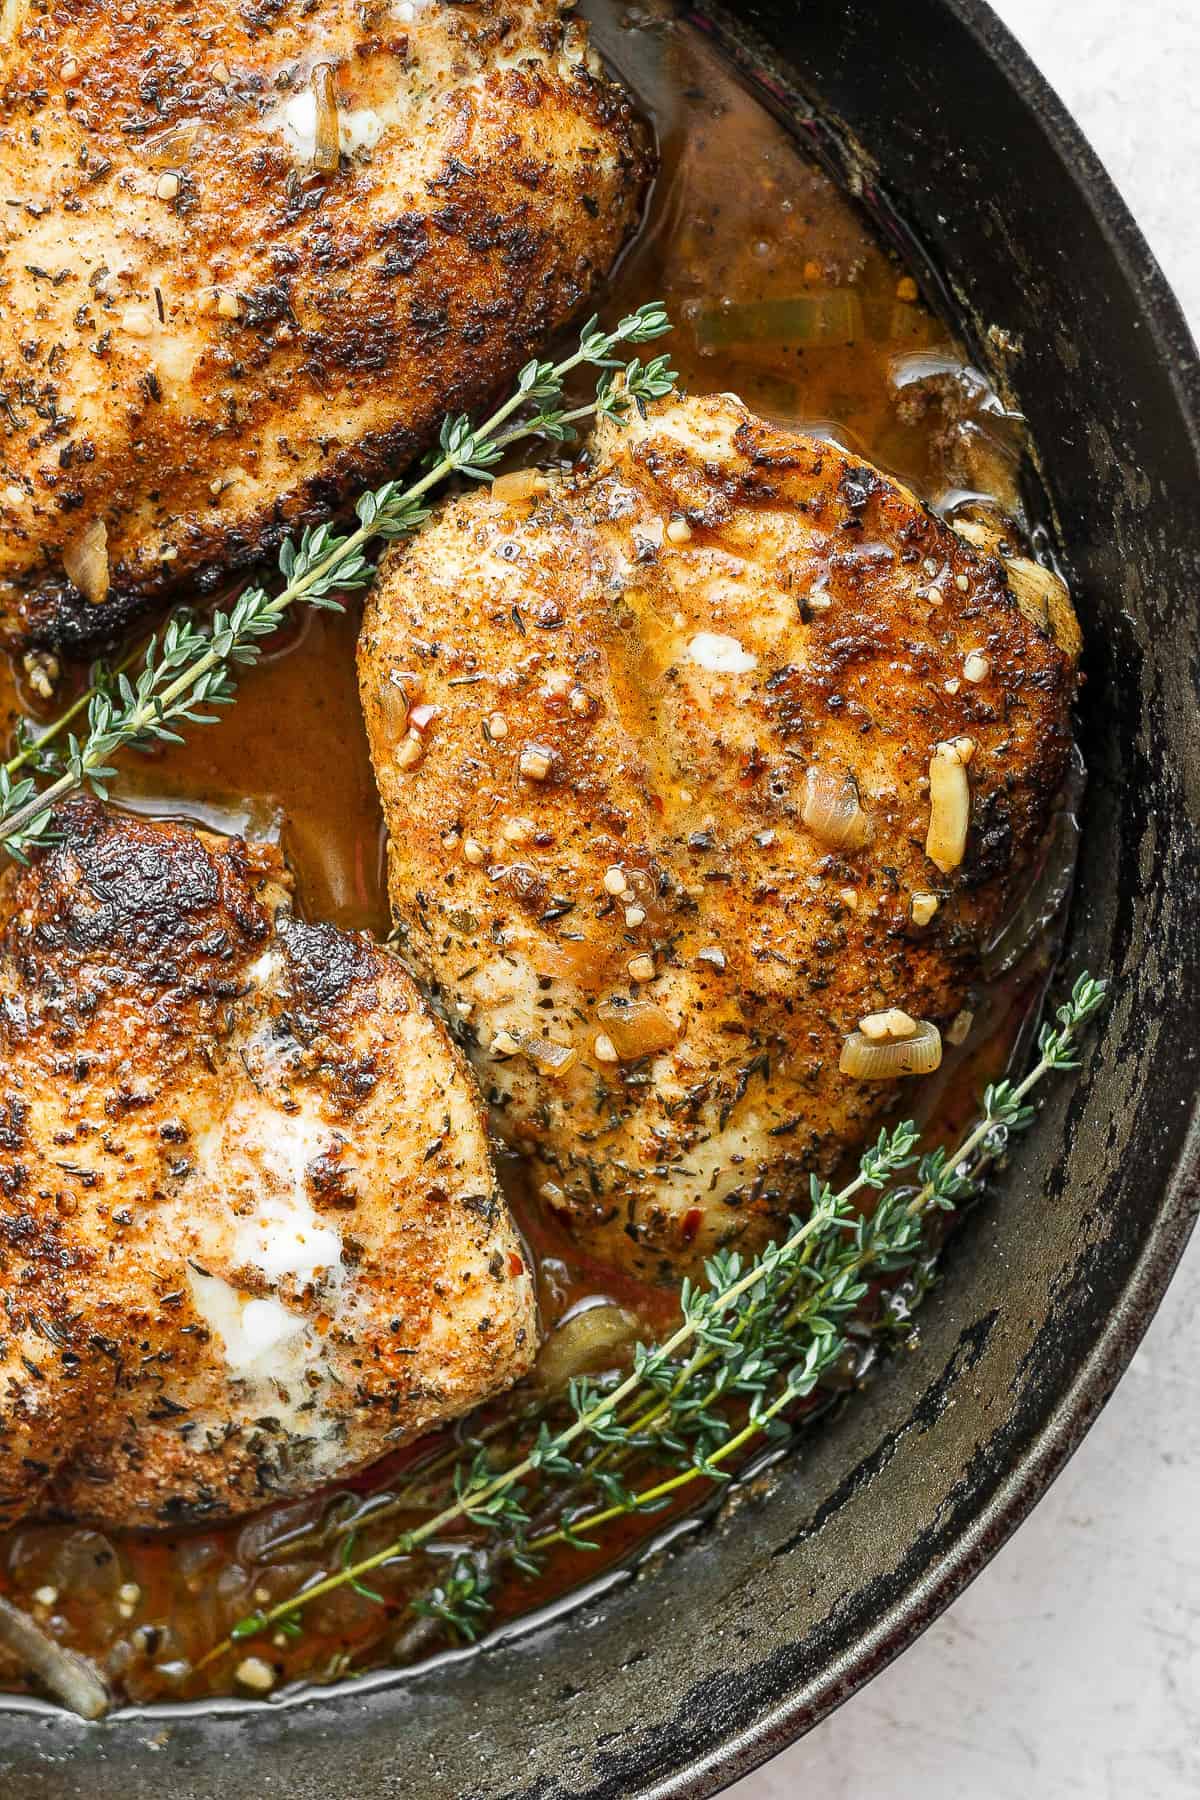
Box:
[360,392,1078,1280]
[0,0,647,649]
[0,801,534,1530]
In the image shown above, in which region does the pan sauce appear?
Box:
[0,0,1076,1707]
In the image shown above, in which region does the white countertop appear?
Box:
[732,4,1200,1797]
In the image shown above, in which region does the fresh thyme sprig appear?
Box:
[0,304,675,862]
[204,972,1106,1669]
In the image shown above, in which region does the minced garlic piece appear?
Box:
[393,732,424,770]
[858,1009,918,1044]
[519,744,553,781]
[235,1657,276,1692]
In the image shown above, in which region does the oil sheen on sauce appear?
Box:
[0,0,1075,1707]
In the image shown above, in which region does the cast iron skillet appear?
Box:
[3,0,1199,1793]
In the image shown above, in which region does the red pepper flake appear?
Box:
[508,1251,525,1278]
[681,1207,703,1245]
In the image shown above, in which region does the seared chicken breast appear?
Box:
[0,0,647,650]
[360,392,1079,1280]
[0,801,534,1530]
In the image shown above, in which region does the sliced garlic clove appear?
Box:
[62,519,110,606]
[925,741,971,874]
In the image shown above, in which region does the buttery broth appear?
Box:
[0,0,1075,1709]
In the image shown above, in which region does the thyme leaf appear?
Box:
[204,972,1106,1674]
[410,1554,493,1644]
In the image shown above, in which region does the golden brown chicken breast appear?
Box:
[359,392,1078,1281]
[0,0,647,650]
[0,800,534,1530]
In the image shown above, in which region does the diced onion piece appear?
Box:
[520,1034,578,1078]
[62,519,109,606]
[925,741,970,873]
[622,866,658,908]
[946,1008,974,1046]
[491,468,548,509]
[310,64,341,173]
[951,516,999,557]
[489,1025,578,1077]
[801,765,868,851]
[380,673,411,731]
[531,935,610,983]
[695,291,865,352]
[840,1019,942,1080]
[951,514,1080,659]
[0,1596,109,1720]
[1002,556,1052,627]
[143,117,204,169]
[1004,556,1082,659]
[534,1302,638,1393]
[595,996,679,1061]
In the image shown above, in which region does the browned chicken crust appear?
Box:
[0,800,534,1530]
[0,0,648,649]
[360,392,1078,1280]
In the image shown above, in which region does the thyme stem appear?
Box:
[202,973,1106,1672]
[526,1387,796,1553]
[0,305,675,862]
[5,640,147,778]
[201,1197,854,1665]
[0,534,364,844]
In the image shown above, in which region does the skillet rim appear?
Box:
[0,1,1197,1791]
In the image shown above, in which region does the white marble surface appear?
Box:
[731,5,1200,1798]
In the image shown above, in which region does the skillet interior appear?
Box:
[2,0,1199,1792]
